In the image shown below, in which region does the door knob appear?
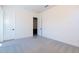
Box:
[12,29,15,30]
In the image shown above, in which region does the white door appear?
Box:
[4,6,15,41]
[0,6,4,42]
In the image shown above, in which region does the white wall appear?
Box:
[37,14,42,36]
[40,6,79,47]
[0,6,3,42]
[15,6,37,39]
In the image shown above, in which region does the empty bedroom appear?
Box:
[0,5,79,53]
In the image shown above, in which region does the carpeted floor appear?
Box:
[0,36,79,53]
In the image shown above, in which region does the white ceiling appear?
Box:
[2,5,55,13]
[22,5,55,13]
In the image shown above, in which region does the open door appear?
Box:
[33,17,38,36]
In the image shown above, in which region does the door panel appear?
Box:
[4,6,15,41]
[0,6,3,42]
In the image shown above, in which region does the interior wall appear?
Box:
[15,6,37,39]
[39,6,79,47]
[14,6,37,39]
[37,14,42,36]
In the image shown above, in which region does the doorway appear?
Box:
[33,17,38,36]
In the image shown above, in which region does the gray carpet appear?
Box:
[0,36,79,53]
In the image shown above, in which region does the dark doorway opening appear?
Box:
[33,17,38,36]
